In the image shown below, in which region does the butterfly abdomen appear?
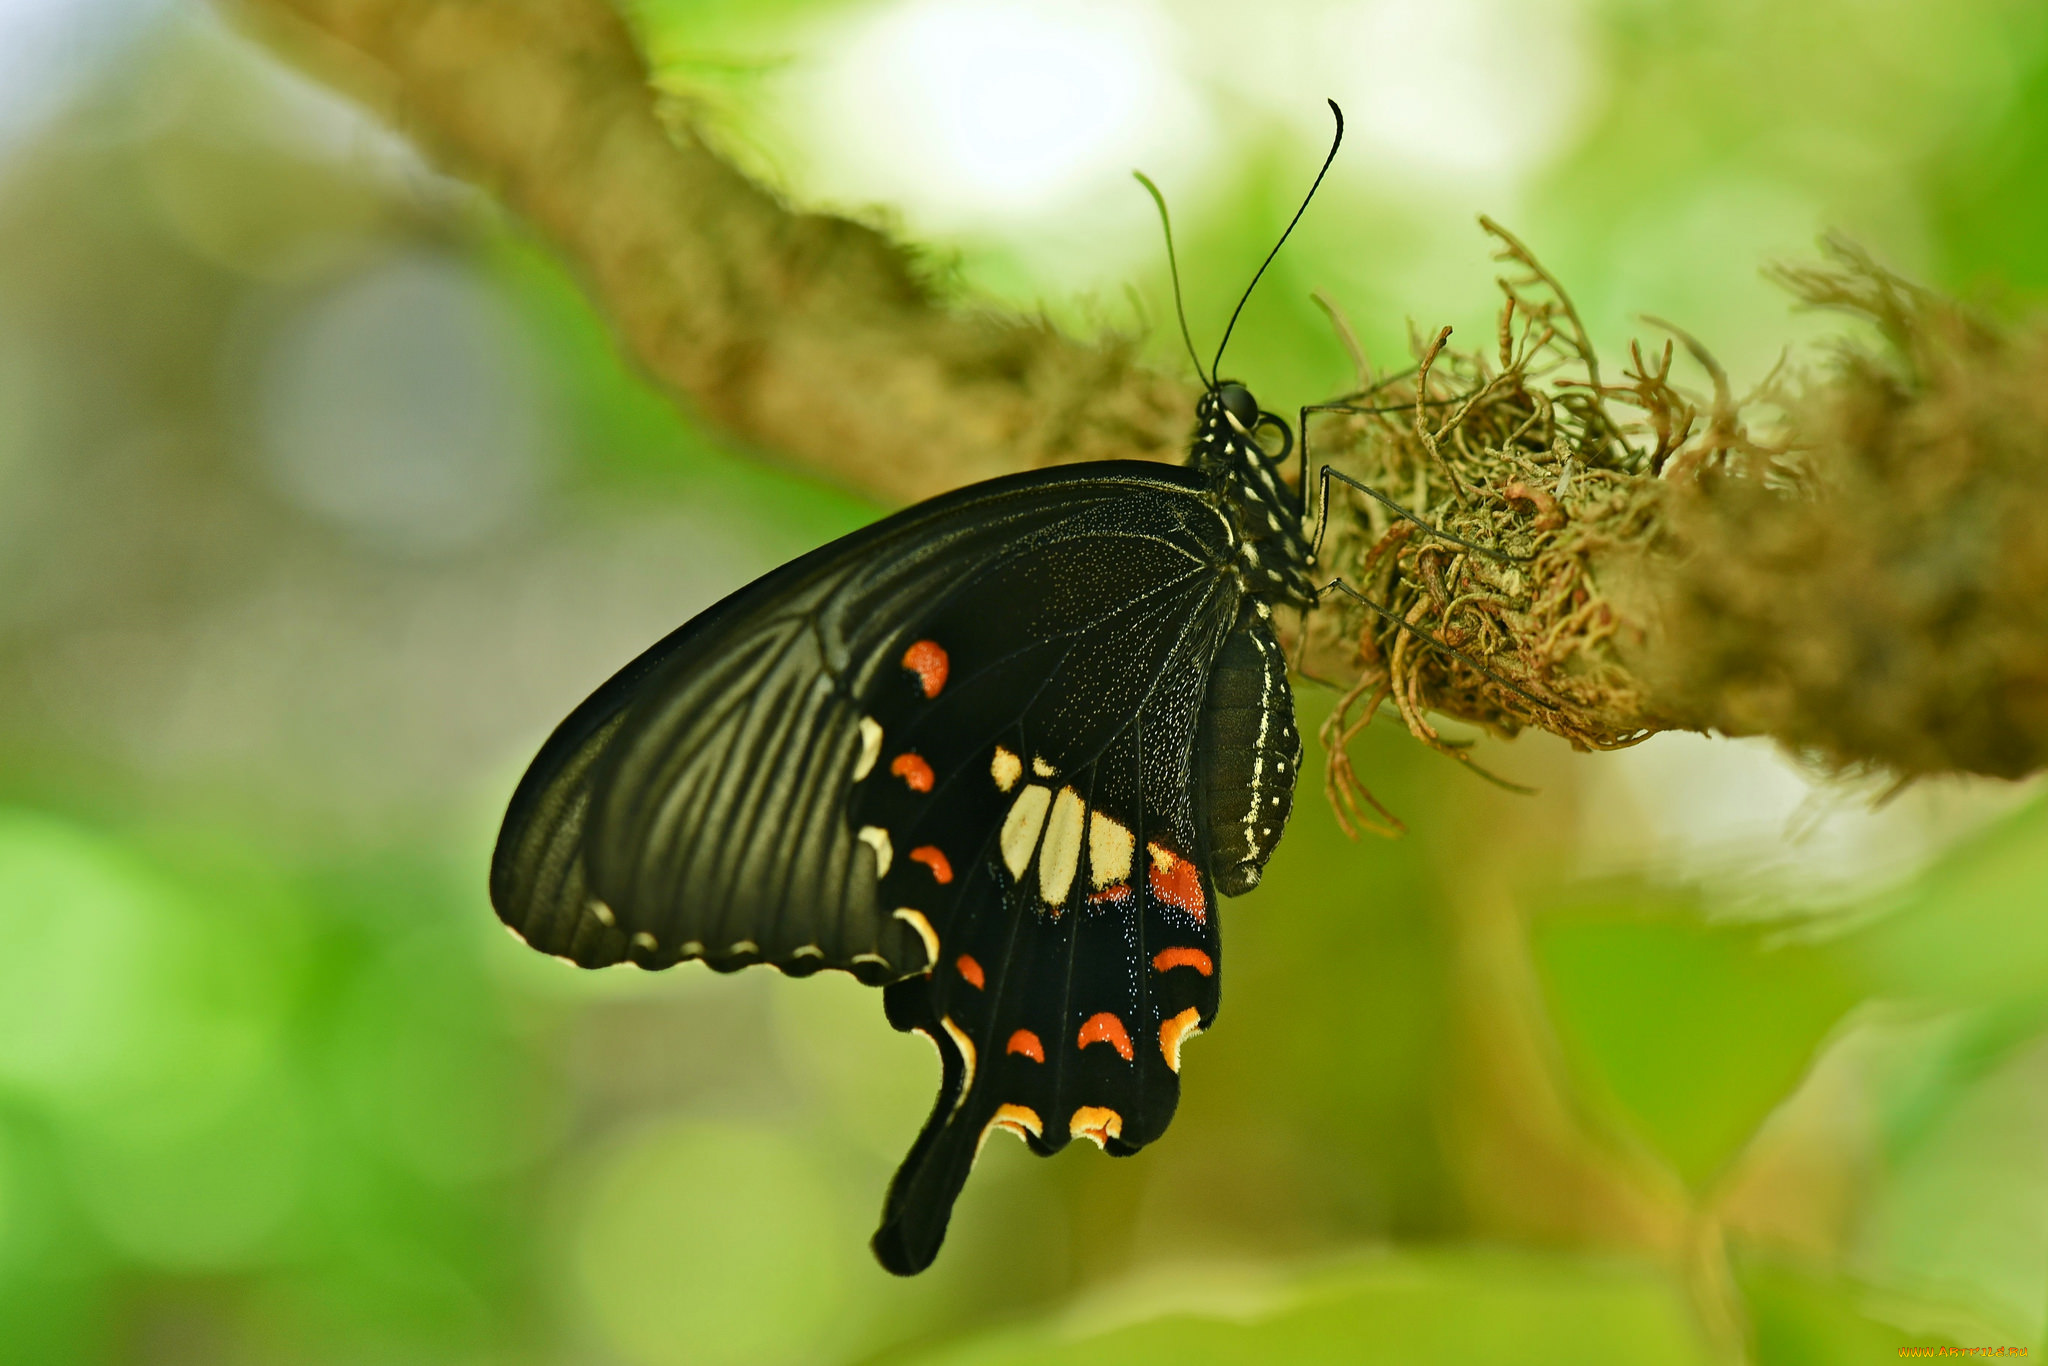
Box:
[1198,604,1301,896]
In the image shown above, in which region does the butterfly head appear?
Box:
[1189,380,1315,602]
[1191,380,1292,482]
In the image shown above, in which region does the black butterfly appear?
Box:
[493,106,1351,1276]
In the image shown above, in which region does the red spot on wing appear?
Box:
[890,752,934,792]
[1087,882,1133,905]
[908,845,953,883]
[1151,946,1214,976]
[902,640,949,698]
[1076,1012,1134,1061]
[1146,845,1208,921]
[1006,1029,1045,1062]
[955,954,984,989]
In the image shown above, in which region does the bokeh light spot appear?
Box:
[67,1072,306,1271]
[252,252,557,554]
[0,811,173,1102]
[771,972,932,1164]
[336,929,566,1186]
[570,1119,858,1366]
[795,0,1203,229]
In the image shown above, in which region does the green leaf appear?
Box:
[1736,1254,1928,1364]
[901,1250,1717,1366]
[1533,889,1866,1189]
[1850,1028,2048,1349]
[1852,795,2048,1016]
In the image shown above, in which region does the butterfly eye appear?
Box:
[1217,382,1259,436]
[1254,412,1294,466]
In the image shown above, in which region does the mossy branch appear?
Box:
[230,0,1192,507]
[233,0,2048,788]
[1301,226,2048,802]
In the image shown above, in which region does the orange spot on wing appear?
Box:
[890,751,934,792]
[902,639,949,698]
[908,845,953,883]
[1069,1105,1123,1147]
[955,954,984,989]
[1146,843,1207,921]
[976,1102,1044,1159]
[1087,882,1133,905]
[1160,1007,1204,1072]
[1006,1029,1045,1062]
[1076,1012,1134,1061]
[1151,946,1214,976]
[989,1103,1041,1139]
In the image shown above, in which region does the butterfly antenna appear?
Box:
[1211,99,1345,380]
[1133,170,1209,387]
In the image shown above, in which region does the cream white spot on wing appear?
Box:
[941,1015,977,1115]
[853,716,884,781]
[588,899,616,927]
[1160,1007,1204,1072]
[893,907,939,966]
[1037,786,1085,906]
[858,825,893,878]
[630,931,657,951]
[792,945,824,959]
[1000,784,1052,879]
[679,940,704,955]
[1031,755,1055,778]
[991,745,1022,792]
[728,939,758,955]
[976,1103,1044,1159]
[1088,811,1135,889]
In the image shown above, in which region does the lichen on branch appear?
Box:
[1299,222,2048,811]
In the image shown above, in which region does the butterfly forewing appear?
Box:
[491,463,1236,980]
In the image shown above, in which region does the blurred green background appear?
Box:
[2,0,2047,1361]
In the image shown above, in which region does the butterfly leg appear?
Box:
[1314,576,1550,716]
[1297,402,1532,566]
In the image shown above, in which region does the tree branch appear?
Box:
[231,0,1193,506]
[233,0,2048,787]
[1302,230,2048,787]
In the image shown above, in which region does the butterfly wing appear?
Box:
[843,512,1263,1272]
[490,462,1239,979]
[489,459,1271,1276]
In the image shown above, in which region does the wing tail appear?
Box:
[871,978,980,1276]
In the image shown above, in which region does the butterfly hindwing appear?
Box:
[850,528,1240,1273]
